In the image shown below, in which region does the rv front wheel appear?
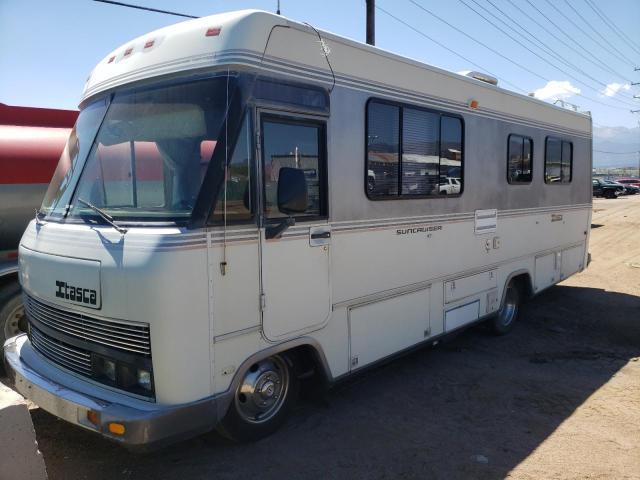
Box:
[489,281,520,335]
[218,354,299,442]
[0,285,27,344]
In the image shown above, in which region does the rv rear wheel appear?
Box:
[488,281,520,335]
[218,354,299,442]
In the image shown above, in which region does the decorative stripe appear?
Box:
[82,48,590,139]
[332,239,586,310]
[23,204,590,251]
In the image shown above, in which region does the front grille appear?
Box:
[30,326,92,376]
[24,295,151,356]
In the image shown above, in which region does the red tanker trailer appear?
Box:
[0,103,78,343]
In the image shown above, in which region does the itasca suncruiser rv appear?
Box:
[4,10,591,447]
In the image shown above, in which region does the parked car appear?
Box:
[603,179,637,195]
[619,183,639,195]
[616,178,640,191]
[439,177,462,195]
[592,178,624,198]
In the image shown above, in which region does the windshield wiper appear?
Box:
[77,198,128,235]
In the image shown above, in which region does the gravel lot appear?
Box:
[19,196,640,479]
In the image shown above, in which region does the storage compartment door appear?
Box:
[535,252,560,292]
[349,288,430,370]
[561,244,585,280]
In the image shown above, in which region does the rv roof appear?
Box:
[83,10,591,134]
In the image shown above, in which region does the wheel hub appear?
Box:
[259,379,276,399]
[235,356,289,424]
[4,304,26,340]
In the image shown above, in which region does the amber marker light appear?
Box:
[468,99,479,110]
[108,423,126,435]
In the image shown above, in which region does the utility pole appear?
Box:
[366,0,375,46]
[633,69,639,177]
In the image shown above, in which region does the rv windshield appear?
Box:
[40,76,236,223]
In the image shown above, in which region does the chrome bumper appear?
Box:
[4,334,227,449]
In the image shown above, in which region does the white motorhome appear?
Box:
[4,10,592,447]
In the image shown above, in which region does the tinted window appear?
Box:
[402,108,439,196]
[523,138,532,181]
[508,135,533,183]
[440,116,463,192]
[545,137,572,184]
[262,119,324,218]
[367,102,400,197]
[212,115,252,223]
[545,138,562,183]
[366,100,463,199]
[561,141,572,182]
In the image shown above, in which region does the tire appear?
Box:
[604,190,616,199]
[217,353,299,442]
[0,284,27,345]
[488,281,520,335]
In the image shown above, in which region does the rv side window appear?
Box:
[545,137,572,183]
[366,100,464,199]
[507,134,533,184]
[402,108,439,195]
[440,116,463,193]
[367,102,400,197]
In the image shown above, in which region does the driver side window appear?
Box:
[212,115,253,223]
[261,117,326,219]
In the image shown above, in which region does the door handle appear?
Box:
[311,232,331,240]
[309,227,331,247]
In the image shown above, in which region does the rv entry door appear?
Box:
[258,113,331,341]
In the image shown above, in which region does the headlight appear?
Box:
[93,355,117,382]
[137,370,152,392]
[91,354,154,398]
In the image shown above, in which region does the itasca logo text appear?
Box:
[55,280,97,306]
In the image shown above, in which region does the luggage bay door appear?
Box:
[258,112,331,341]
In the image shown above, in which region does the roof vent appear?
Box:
[461,71,498,86]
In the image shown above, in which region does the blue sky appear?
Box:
[1,0,639,128]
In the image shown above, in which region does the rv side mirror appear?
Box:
[277,167,308,215]
[265,168,308,240]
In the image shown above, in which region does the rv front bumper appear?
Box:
[3,334,228,450]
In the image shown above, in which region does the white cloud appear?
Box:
[601,82,631,97]
[533,80,581,100]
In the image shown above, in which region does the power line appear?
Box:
[92,0,199,19]
[505,0,631,82]
[373,3,528,94]
[583,0,640,57]
[541,0,633,68]
[404,0,548,84]
[593,150,639,155]
[475,0,637,107]
[455,0,637,108]
[410,0,636,111]
[524,0,624,73]
[564,0,636,66]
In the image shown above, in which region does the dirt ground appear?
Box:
[19,196,640,479]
